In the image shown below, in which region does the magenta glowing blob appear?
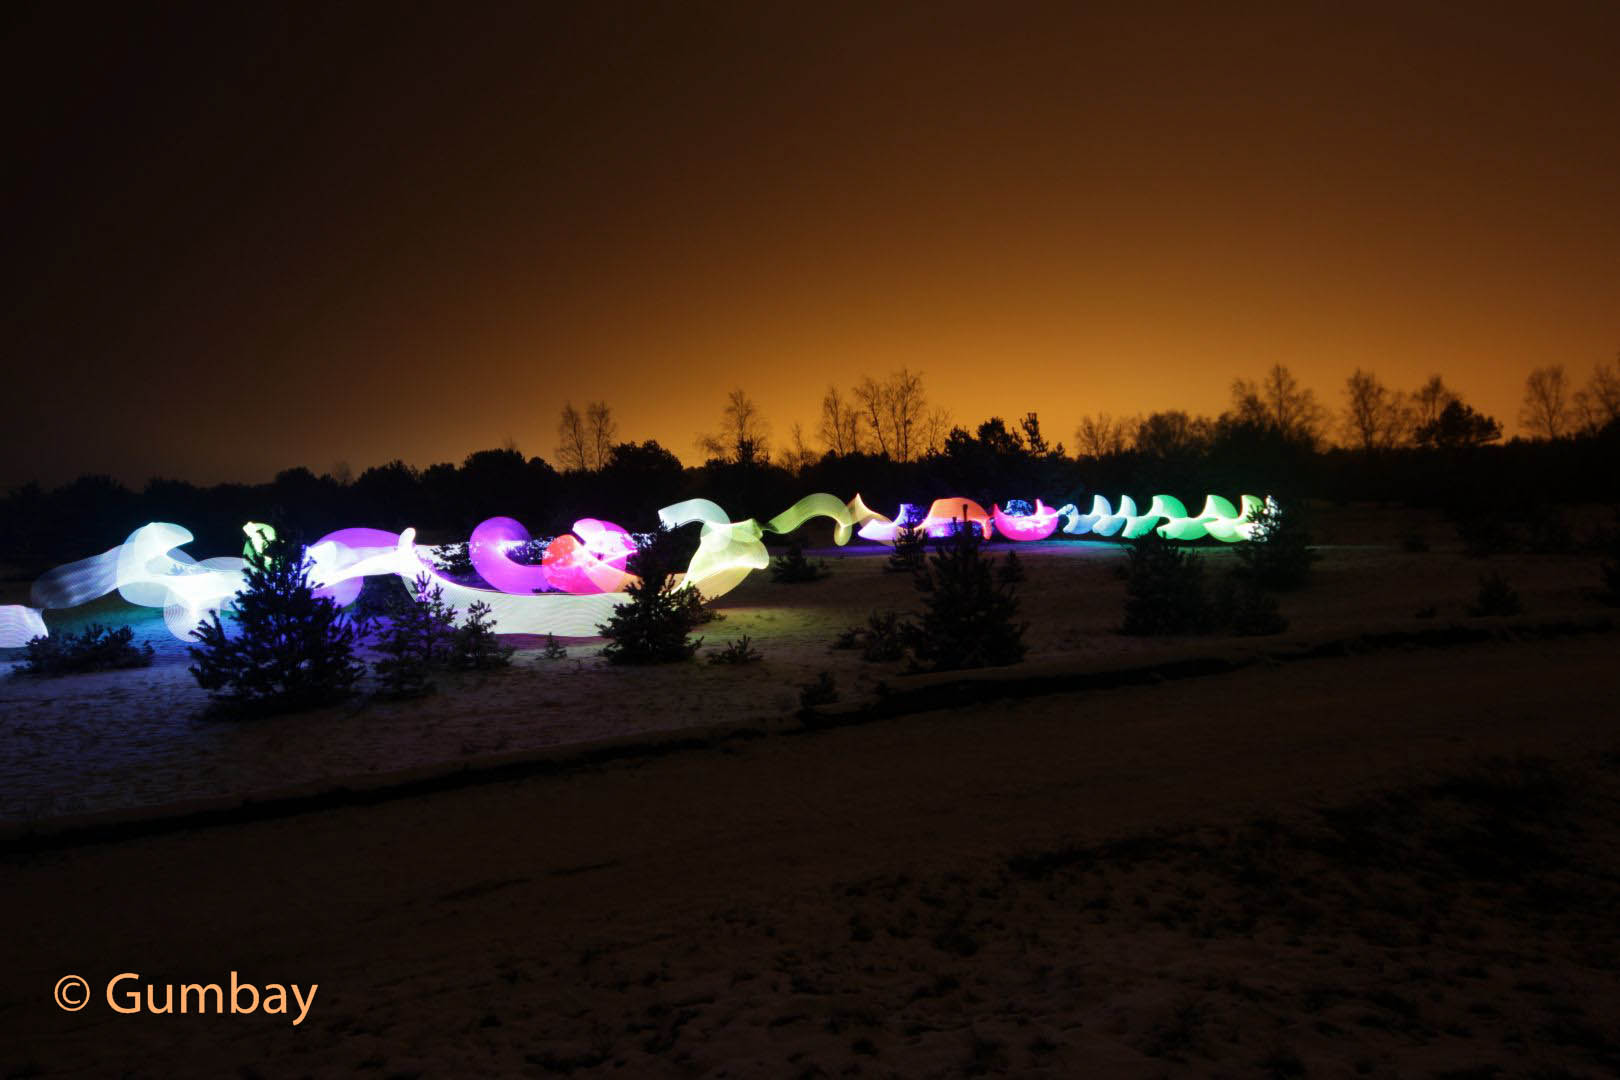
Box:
[468,516,550,596]
[571,518,636,570]
[541,518,637,594]
[991,500,1060,542]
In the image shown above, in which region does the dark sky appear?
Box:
[4,2,1617,490]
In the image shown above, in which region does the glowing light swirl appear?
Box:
[763,493,864,545]
[1054,494,1260,543]
[658,499,769,599]
[8,523,249,646]
[395,528,625,636]
[0,489,1270,647]
[0,606,47,646]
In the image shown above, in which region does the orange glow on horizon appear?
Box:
[3,4,1616,488]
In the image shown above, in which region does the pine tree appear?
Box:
[598,529,703,664]
[451,599,514,669]
[188,529,365,715]
[1121,531,1212,636]
[905,524,1027,671]
[886,522,926,574]
[1236,497,1317,590]
[371,573,458,698]
[770,538,829,582]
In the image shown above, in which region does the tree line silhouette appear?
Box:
[4,359,1618,570]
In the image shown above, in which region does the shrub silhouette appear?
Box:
[188,529,365,715]
[431,541,477,579]
[541,633,569,659]
[861,610,907,662]
[1469,571,1523,617]
[832,610,907,660]
[19,623,153,677]
[1214,578,1287,636]
[1235,497,1317,590]
[770,539,829,583]
[906,524,1027,671]
[675,575,724,625]
[1453,511,1516,558]
[709,634,763,665]
[799,670,838,710]
[1525,508,1574,554]
[1600,517,1620,606]
[598,528,703,664]
[1121,531,1212,636]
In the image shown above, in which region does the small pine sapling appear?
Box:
[799,671,839,710]
[598,528,704,664]
[1236,497,1317,590]
[541,634,569,659]
[371,573,458,698]
[886,522,926,574]
[906,523,1027,671]
[770,538,829,583]
[1468,571,1523,617]
[709,634,763,665]
[860,610,906,662]
[1121,531,1213,636]
[1215,578,1287,636]
[451,599,514,670]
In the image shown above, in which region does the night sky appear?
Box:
[4,2,1617,490]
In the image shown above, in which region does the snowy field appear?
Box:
[2,503,1612,822]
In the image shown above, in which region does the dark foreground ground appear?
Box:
[5,633,1620,1078]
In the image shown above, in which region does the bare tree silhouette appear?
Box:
[1520,365,1571,439]
[1231,364,1326,446]
[852,368,931,461]
[1341,369,1411,451]
[699,388,771,464]
[586,401,618,469]
[1075,412,1135,458]
[1574,356,1620,433]
[817,385,863,455]
[556,402,589,472]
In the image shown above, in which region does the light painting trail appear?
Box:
[0,489,1262,646]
